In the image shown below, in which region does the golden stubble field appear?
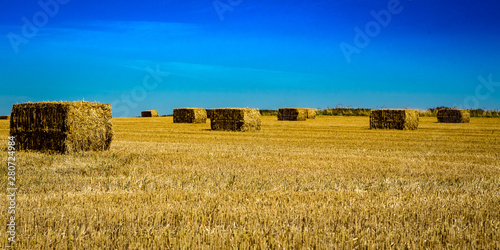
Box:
[1,116,500,249]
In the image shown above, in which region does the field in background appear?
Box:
[1,116,499,248]
[259,108,500,117]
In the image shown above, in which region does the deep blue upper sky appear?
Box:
[1,0,499,116]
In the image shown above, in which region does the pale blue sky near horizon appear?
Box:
[0,0,499,116]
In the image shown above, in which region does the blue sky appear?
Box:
[1,0,499,116]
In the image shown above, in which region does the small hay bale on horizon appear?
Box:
[10,101,113,153]
[211,108,261,132]
[173,108,207,123]
[437,109,470,123]
[370,109,419,130]
[141,110,159,117]
[0,115,10,120]
[278,108,307,121]
[306,108,316,119]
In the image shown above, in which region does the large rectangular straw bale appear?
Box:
[0,115,10,120]
[306,108,316,119]
[278,108,307,121]
[370,109,419,130]
[141,110,159,117]
[10,101,113,153]
[206,109,215,120]
[173,108,207,123]
[437,109,470,123]
[211,108,261,131]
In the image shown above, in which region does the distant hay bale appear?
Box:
[0,115,10,120]
[370,109,419,130]
[141,110,159,117]
[206,109,215,120]
[306,109,316,119]
[211,108,261,131]
[437,109,470,123]
[10,101,113,153]
[278,108,307,121]
[173,108,207,123]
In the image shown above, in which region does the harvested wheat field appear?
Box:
[1,116,499,248]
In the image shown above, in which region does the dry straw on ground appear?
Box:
[211,108,261,131]
[0,115,9,120]
[1,116,500,248]
[437,109,470,123]
[141,110,159,117]
[278,108,307,121]
[173,108,207,123]
[10,101,113,153]
[306,109,316,119]
[370,109,419,130]
[206,109,215,120]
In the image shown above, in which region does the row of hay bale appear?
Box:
[4,101,471,154]
[5,102,262,154]
[139,108,468,131]
[369,108,470,130]
[138,108,469,125]
[139,108,262,132]
[170,108,316,131]
[173,108,261,132]
[140,108,317,121]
